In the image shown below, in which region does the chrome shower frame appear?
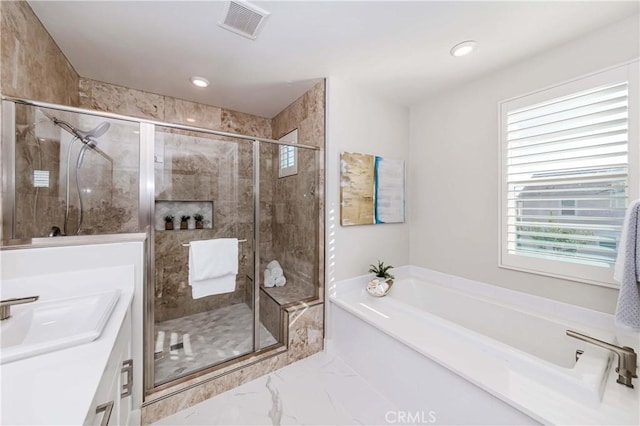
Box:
[0,95,323,400]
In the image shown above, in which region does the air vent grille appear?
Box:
[219,1,270,40]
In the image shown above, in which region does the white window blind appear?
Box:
[500,61,639,286]
[506,82,629,268]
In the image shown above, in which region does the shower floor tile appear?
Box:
[154,302,277,384]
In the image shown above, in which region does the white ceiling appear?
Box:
[29,1,639,118]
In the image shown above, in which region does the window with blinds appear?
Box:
[500,62,638,285]
[278,129,298,178]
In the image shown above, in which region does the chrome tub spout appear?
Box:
[567,329,638,388]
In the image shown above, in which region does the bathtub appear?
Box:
[328,266,639,425]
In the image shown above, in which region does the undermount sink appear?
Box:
[0,289,120,364]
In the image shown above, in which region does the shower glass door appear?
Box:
[152,126,257,386]
[2,102,140,240]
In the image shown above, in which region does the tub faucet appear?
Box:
[48,226,62,237]
[567,329,638,388]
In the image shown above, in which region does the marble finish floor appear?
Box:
[154,351,399,425]
[155,303,277,384]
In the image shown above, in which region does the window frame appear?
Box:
[278,129,298,178]
[498,60,639,288]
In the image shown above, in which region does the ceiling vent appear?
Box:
[218,1,270,40]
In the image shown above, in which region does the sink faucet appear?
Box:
[567,329,638,388]
[0,296,40,320]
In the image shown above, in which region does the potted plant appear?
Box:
[367,260,394,297]
[180,215,190,230]
[164,215,174,230]
[194,213,204,229]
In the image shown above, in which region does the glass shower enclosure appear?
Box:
[1,98,322,393]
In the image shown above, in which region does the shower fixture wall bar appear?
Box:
[1,96,320,150]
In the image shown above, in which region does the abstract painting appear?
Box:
[340,152,405,226]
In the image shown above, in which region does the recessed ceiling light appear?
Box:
[190,76,210,88]
[186,118,196,123]
[450,40,477,57]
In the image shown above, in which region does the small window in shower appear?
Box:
[278,129,298,178]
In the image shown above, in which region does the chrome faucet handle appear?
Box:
[567,329,638,388]
[0,296,40,321]
[48,226,62,237]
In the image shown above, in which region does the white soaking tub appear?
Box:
[328,266,639,425]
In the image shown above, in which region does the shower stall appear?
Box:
[1,97,323,393]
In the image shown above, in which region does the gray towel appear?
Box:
[614,199,640,331]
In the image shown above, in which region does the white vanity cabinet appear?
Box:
[85,309,133,426]
[1,244,143,426]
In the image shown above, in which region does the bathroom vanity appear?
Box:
[0,265,135,424]
[0,239,145,425]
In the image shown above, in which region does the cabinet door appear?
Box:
[92,371,119,426]
[85,310,132,425]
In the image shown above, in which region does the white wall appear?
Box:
[409,15,640,313]
[326,78,410,283]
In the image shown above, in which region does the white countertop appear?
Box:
[0,265,135,425]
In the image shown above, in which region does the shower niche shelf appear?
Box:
[155,200,213,231]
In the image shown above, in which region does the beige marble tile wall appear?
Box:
[142,83,326,422]
[11,103,141,239]
[154,130,254,322]
[259,288,282,344]
[270,81,326,300]
[259,143,277,271]
[0,0,79,240]
[0,1,79,106]
[77,78,275,322]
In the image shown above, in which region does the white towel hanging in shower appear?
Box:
[188,238,238,299]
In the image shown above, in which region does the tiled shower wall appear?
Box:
[270,81,325,301]
[76,78,274,322]
[0,0,80,241]
[153,132,255,322]
[0,1,79,106]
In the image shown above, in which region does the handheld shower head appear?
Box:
[76,121,110,143]
[52,118,110,145]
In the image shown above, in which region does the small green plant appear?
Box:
[193,213,204,222]
[180,215,190,222]
[164,215,174,223]
[368,260,394,279]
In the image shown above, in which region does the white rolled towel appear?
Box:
[266,260,283,278]
[274,275,286,287]
[263,269,275,288]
